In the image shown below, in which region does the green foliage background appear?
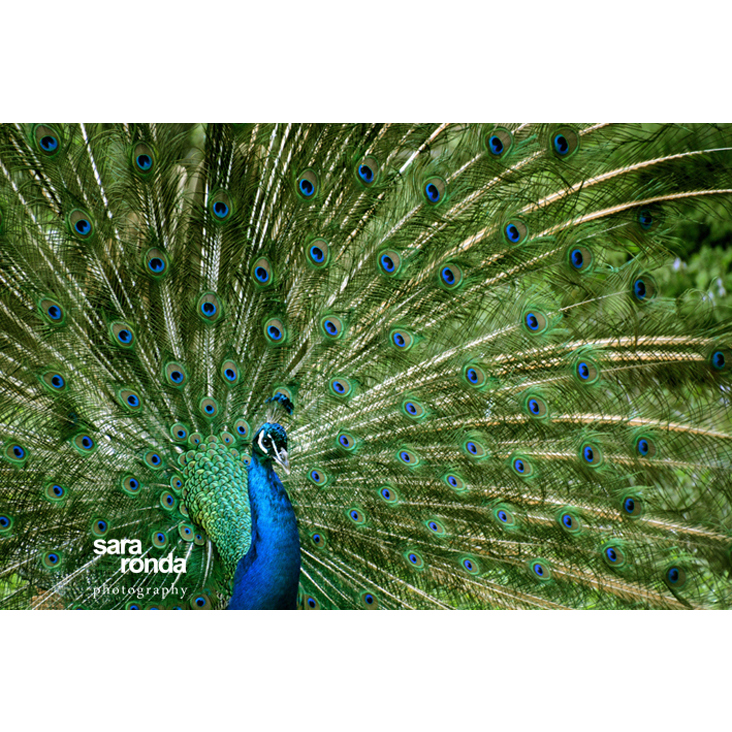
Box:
[651,123,732,318]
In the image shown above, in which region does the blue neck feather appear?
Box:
[227,452,301,610]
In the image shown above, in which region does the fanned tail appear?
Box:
[1,123,731,609]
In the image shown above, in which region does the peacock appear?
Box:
[1,122,731,611]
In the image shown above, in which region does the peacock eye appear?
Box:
[551,128,579,158]
[503,219,528,245]
[627,273,657,304]
[423,177,445,205]
[359,164,374,183]
[638,209,653,230]
[297,169,319,199]
[485,128,513,157]
[522,309,549,335]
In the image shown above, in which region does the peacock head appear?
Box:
[253,423,290,475]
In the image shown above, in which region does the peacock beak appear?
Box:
[273,447,290,476]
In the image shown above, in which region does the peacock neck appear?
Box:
[227,452,301,610]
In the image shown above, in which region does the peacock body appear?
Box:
[1,123,731,610]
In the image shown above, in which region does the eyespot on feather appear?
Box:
[379,484,399,503]
[118,388,143,411]
[38,296,66,326]
[264,318,287,345]
[110,321,135,348]
[360,591,379,609]
[557,508,583,535]
[43,482,68,503]
[461,556,480,575]
[306,239,330,268]
[42,550,63,570]
[708,346,731,375]
[68,209,94,240]
[188,593,212,610]
[462,438,487,459]
[566,245,594,273]
[637,208,655,231]
[329,377,353,398]
[0,514,14,535]
[397,448,419,466]
[389,327,415,351]
[509,453,535,478]
[310,531,327,548]
[523,309,549,334]
[635,434,657,458]
[170,423,189,442]
[493,505,517,528]
[178,523,195,542]
[356,156,379,187]
[159,492,177,511]
[132,143,155,175]
[121,475,141,497]
[4,443,29,466]
[503,219,528,245]
[401,399,425,419]
[574,357,600,385]
[664,564,687,589]
[71,433,96,456]
[550,127,580,158]
[251,257,274,287]
[405,550,425,569]
[347,507,367,526]
[443,473,467,492]
[307,468,329,487]
[621,493,644,518]
[196,292,224,324]
[462,363,487,388]
[233,419,251,440]
[33,124,63,156]
[209,189,233,222]
[529,558,553,581]
[523,393,549,419]
[320,315,345,340]
[296,169,319,199]
[336,432,357,452]
[199,397,219,420]
[143,450,165,470]
[438,262,464,290]
[632,274,657,303]
[601,543,627,568]
[164,361,188,388]
[220,359,240,386]
[484,128,513,157]
[426,519,446,536]
[579,441,604,468]
[423,176,446,205]
[91,518,109,537]
[144,247,168,277]
[378,249,402,276]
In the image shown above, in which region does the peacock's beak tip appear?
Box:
[273,449,290,476]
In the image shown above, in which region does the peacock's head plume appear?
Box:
[253,423,290,475]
